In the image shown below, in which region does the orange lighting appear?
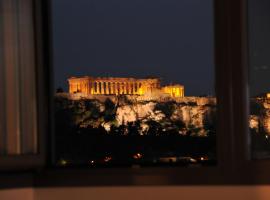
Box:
[104,156,112,162]
[133,153,143,159]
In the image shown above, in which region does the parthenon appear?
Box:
[68,76,184,97]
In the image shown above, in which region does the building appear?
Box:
[162,84,184,97]
[68,76,184,97]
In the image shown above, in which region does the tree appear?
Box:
[103,98,116,122]
[127,121,141,136]
[154,101,176,118]
[146,120,162,136]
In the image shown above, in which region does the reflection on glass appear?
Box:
[53,0,216,167]
[249,0,270,159]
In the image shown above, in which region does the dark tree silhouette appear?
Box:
[154,101,176,118]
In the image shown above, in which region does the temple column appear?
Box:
[123,82,127,94]
[114,82,118,95]
[107,82,110,94]
[130,83,132,94]
[105,82,109,94]
[86,82,88,94]
[124,82,127,94]
[119,82,122,94]
[122,82,125,94]
[103,82,106,94]
[123,83,126,94]
[134,82,137,94]
[99,82,102,94]
[127,83,130,94]
[131,83,134,94]
[129,82,132,94]
[132,82,135,94]
[69,84,72,93]
[90,81,94,94]
[101,82,104,94]
[110,82,114,94]
[117,83,119,94]
[123,82,125,94]
[104,82,106,94]
[96,81,100,94]
[85,83,88,94]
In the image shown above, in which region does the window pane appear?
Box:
[249,0,270,159]
[52,0,216,167]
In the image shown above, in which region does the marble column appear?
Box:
[132,82,135,94]
[104,82,107,94]
[115,82,117,94]
[124,82,128,94]
[90,81,93,94]
[134,83,137,94]
[119,82,122,94]
[127,83,130,94]
[117,82,119,94]
[106,82,109,94]
[130,82,133,94]
[110,82,114,94]
[102,82,104,94]
[99,82,102,94]
[123,83,126,94]
[96,81,100,94]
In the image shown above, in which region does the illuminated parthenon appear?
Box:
[68,76,184,97]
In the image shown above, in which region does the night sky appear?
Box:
[249,0,270,96]
[52,0,214,96]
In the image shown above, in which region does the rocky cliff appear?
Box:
[250,98,270,135]
[55,93,217,136]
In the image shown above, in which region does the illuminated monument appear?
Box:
[68,76,184,97]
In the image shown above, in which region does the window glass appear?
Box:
[249,0,270,159]
[52,0,216,167]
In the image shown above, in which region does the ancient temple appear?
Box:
[162,84,185,97]
[68,76,184,97]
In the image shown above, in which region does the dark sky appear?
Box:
[52,0,214,96]
[249,0,270,96]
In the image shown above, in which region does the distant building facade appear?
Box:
[162,84,184,97]
[68,76,184,97]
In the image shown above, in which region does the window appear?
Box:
[248,0,270,159]
[0,0,44,170]
[2,0,269,186]
[51,0,217,167]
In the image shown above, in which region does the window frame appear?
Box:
[34,0,249,186]
[2,0,268,186]
[0,0,46,171]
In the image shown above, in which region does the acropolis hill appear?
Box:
[68,76,184,98]
[55,76,216,136]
